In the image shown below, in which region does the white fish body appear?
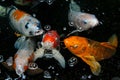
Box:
[68,0,99,35]
[6,6,44,37]
[34,47,65,68]
[13,37,36,76]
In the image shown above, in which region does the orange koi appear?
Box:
[64,34,118,75]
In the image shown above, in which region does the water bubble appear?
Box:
[28,62,38,70]
[44,25,51,31]
[43,70,52,79]
[95,7,99,10]
[88,75,92,79]
[68,57,78,67]
[32,13,36,17]
[45,0,55,5]
[81,75,87,80]
[63,27,67,31]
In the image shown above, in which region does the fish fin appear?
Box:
[80,55,101,76]
[53,49,65,68]
[0,5,7,17]
[108,34,118,48]
[67,29,83,36]
[14,32,22,37]
[34,48,44,61]
[70,0,81,12]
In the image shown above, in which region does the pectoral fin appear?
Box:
[52,49,65,68]
[80,55,101,75]
[14,32,22,37]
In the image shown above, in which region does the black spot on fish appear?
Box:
[25,23,29,29]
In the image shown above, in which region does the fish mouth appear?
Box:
[91,19,99,27]
[35,29,44,36]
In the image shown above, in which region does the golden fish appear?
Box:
[64,34,118,75]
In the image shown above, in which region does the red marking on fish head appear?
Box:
[42,30,60,48]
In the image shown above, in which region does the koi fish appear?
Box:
[34,30,65,68]
[14,0,33,6]
[64,34,118,75]
[13,37,36,76]
[0,5,44,37]
[68,0,99,36]
[30,0,55,9]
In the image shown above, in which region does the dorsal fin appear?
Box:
[69,0,81,12]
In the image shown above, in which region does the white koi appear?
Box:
[68,0,99,36]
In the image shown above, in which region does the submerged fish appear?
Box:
[34,30,65,68]
[30,0,55,9]
[64,34,118,75]
[0,5,44,37]
[14,0,32,6]
[13,37,36,76]
[68,0,99,36]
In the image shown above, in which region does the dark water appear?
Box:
[0,0,120,80]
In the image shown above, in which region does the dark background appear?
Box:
[0,0,120,80]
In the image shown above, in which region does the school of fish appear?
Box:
[0,0,119,79]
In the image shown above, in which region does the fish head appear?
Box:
[42,30,60,49]
[64,36,87,55]
[23,16,44,37]
[74,13,99,31]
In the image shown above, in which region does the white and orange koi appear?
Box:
[13,37,36,76]
[34,30,65,68]
[0,5,44,37]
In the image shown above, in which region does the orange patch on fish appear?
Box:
[12,10,26,21]
[28,53,34,62]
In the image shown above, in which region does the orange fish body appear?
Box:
[64,34,118,75]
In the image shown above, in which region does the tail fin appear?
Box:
[108,34,118,48]
[0,5,6,17]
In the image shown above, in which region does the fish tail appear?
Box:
[108,34,118,48]
[0,5,7,17]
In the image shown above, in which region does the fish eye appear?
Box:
[82,20,88,24]
[25,23,29,29]
[70,45,78,49]
[73,45,78,48]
